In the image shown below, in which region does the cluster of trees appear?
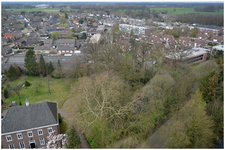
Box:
[194,5,220,12]
[176,13,224,27]
[60,31,224,148]
[163,27,190,38]
[24,49,55,77]
[4,63,21,81]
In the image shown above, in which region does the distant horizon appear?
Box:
[1,1,224,3]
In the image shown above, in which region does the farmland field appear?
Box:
[6,8,75,14]
[117,7,223,15]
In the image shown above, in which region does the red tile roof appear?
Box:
[4,33,13,38]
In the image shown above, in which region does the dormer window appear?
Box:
[6,135,12,142]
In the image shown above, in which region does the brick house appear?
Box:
[193,39,209,48]
[34,46,52,55]
[14,38,26,47]
[148,36,162,44]
[57,46,75,54]
[92,22,98,27]
[210,36,224,44]
[4,33,15,41]
[1,38,8,46]
[1,100,59,149]
[44,39,53,47]
[163,34,175,42]
[2,46,12,57]
[57,39,76,47]
[196,33,209,40]
[178,36,191,47]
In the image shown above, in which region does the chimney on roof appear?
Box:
[25,97,29,107]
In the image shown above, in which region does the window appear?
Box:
[8,144,15,149]
[39,138,45,145]
[17,133,23,140]
[19,142,25,149]
[6,135,12,142]
[27,131,33,138]
[47,128,53,134]
[37,129,43,136]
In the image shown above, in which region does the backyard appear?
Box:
[2,76,77,110]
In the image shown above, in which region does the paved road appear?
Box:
[1,54,85,70]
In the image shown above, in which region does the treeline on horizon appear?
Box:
[176,13,224,27]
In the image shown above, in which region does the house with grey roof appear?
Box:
[34,46,52,55]
[2,46,12,57]
[1,99,59,149]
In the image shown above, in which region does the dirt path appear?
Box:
[58,109,91,149]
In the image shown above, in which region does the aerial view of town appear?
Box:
[1,1,224,149]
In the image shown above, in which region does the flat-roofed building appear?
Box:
[165,47,209,65]
[119,24,149,36]
[89,34,101,45]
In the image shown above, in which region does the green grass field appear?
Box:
[6,8,73,14]
[117,7,223,15]
[58,23,68,27]
[3,76,77,109]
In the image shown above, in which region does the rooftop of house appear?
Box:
[34,46,51,50]
[44,39,53,44]
[2,101,58,134]
[2,46,12,53]
[57,46,74,50]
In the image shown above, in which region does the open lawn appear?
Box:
[3,76,76,109]
[150,7,223,15]
[58,23,68,27]
[6,8,74,14]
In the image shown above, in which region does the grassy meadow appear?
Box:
[3,76,77,109]
[6,8,73,14]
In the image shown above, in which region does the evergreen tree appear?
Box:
[24,49,38,76]
[48,61,55,75]
[14,62,20,76]
[130,29,134,36]
[4,89,8,99]
[66,126,81,148]
[39,54,46,76]
[57,59,62,78]
[5,65,19,81]
[190,27,199,37]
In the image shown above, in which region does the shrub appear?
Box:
[24,81,31,87]
[4,89,8,99]
[66,126,82,148]
[19,101,22,105]
[58,113,62,124]
[87,136,98,148]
